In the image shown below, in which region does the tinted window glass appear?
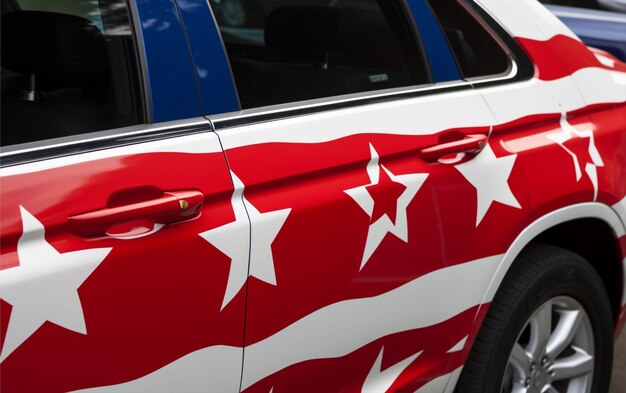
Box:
[209,0,430,109]
[1,0,143,146]
[427,0,510,79]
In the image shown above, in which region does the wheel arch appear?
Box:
[481,203,626,327]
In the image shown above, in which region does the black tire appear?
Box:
[455,244,614,393]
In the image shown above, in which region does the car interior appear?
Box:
[211,0,430,108]
[0,0,142,147]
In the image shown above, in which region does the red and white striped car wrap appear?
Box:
[0,0,625,392]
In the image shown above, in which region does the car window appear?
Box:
[0,0,143,147]
[13,0,104,29]
[427,0,510,79]
[209,0,430,109]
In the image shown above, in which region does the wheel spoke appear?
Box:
[509,342,531,378]
[527,301,552,360]
[549,347,593,382]
[546,309,583,360]
[510,381,528,393]
[543,384,560,393]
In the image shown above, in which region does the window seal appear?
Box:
[0,119,214,168]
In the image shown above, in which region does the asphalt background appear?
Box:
[610,330,625,393]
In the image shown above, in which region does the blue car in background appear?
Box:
[541,0,626,61]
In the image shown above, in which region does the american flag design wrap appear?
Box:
[1,0,625,392]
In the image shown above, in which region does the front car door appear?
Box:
[0,0,244,391]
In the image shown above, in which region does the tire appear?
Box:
[455,244,614,393]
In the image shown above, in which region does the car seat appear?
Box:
[1,11,111,146]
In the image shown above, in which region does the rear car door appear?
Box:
[0,0,244,392]
[187,0,532,391]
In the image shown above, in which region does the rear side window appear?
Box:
[209,0,430,109]
[1,0,143,147]
[427,0,510,79]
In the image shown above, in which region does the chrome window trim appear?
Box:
[210,79,479,130]
[0,118,214,168]
[210,58,523,132]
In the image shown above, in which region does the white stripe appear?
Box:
[362,348,422,393]
[613,195,626,228]
[0,131,222,177]
[71,256,501,392]
[572,69,626,106]
[218,89,495,149]
[414,366,463,393]
[482,68,626,125]
[241,255,501,389]
[481,77,584,125]
[442,367,464,393]
[71,345,242,393]
[477,0,578,41]
[446,336,468,353]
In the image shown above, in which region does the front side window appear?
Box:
[209,0,430,109]
[1,0,143,146]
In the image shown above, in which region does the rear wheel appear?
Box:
[456,244,614,393]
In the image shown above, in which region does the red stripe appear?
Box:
[516,34,626,81]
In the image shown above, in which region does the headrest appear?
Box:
[1,11,108,77]
[265,6,362,58]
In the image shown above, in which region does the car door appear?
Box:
[187,0,531,391]
[0,0,244,392]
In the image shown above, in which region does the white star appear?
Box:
[345,144,428,270]
[0,206,112,362]
[362,347,422,393]
[455,144,521,226]
[547,113,605,200]
[200,172,290,311]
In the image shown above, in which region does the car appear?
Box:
[600,0,626,12]
[541,0,626,61]
[1,0,625,392]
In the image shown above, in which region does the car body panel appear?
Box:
[0,0,625,392]
[0,132,244,392]
[212,90,511,392]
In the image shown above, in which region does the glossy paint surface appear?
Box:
[0,0,625,392]
[405,0,462,82]
[0,135,244,392]
[135,0,202,121]
[174,0,240,115]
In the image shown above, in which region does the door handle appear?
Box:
[68,190,204,237]
[419,134,487,163]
